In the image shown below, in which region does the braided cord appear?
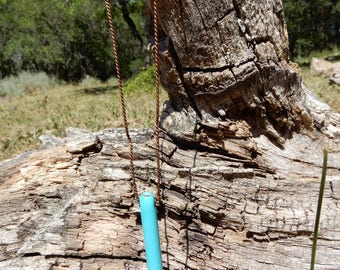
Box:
[105,0,162,204]
[152,0,162,204]
[104,0,138,201]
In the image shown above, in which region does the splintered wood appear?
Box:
[0,127,339,269]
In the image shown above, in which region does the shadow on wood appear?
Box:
[1,0,340,269]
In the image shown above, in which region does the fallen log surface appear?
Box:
[1,0,340,269]
[0,123,339,269]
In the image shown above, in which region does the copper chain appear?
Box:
[104,0,161,204]
[104,0,138,201]
[152,0,162,204]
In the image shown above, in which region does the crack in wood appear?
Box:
[246,229,313,242]
[1,1,339,268]
[167,38,202,119]
[45,254,146,262]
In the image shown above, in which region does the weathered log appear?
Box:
[1,0,340,269]
[152,0,332,155]
[0,123,339,269]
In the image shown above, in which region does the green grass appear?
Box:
[0,68,167,161]
[0,54,339,161]
[294,48,340,112]
[301,67,340,112]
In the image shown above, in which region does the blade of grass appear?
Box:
[310,148,328,270]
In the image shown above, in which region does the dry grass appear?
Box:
[0,61,339,161]
[301,68,340,113]
[0,69,167,161]
[294,47,340,112]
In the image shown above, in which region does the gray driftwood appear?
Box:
[1,0,340,269]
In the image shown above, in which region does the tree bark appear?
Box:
[1,0,340,269]
[153,0,334,154]
[115,0,144,48]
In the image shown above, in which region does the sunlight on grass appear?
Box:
[0,58,339,161]
[296,48,340,113]
[301,68,340,113]
[0,69,167,161]
[0,71,58,96]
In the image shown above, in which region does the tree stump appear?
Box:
[1,0,340,269]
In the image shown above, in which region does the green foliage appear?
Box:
[1,0,338,80]
[283,0,339,58]
[0,0,146,82]
[124,66,156,93]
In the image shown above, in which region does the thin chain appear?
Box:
[104,0,138,201]
[152,0,162,204]
[104,0,162,204]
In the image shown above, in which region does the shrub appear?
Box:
[0,71,58,97]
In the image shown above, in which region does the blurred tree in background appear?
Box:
[283,0,339,58]
[0,0,146,82]
[0,0,338,82]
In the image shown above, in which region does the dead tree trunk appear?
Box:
[0,0,339,269]
[155,0,333,154]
